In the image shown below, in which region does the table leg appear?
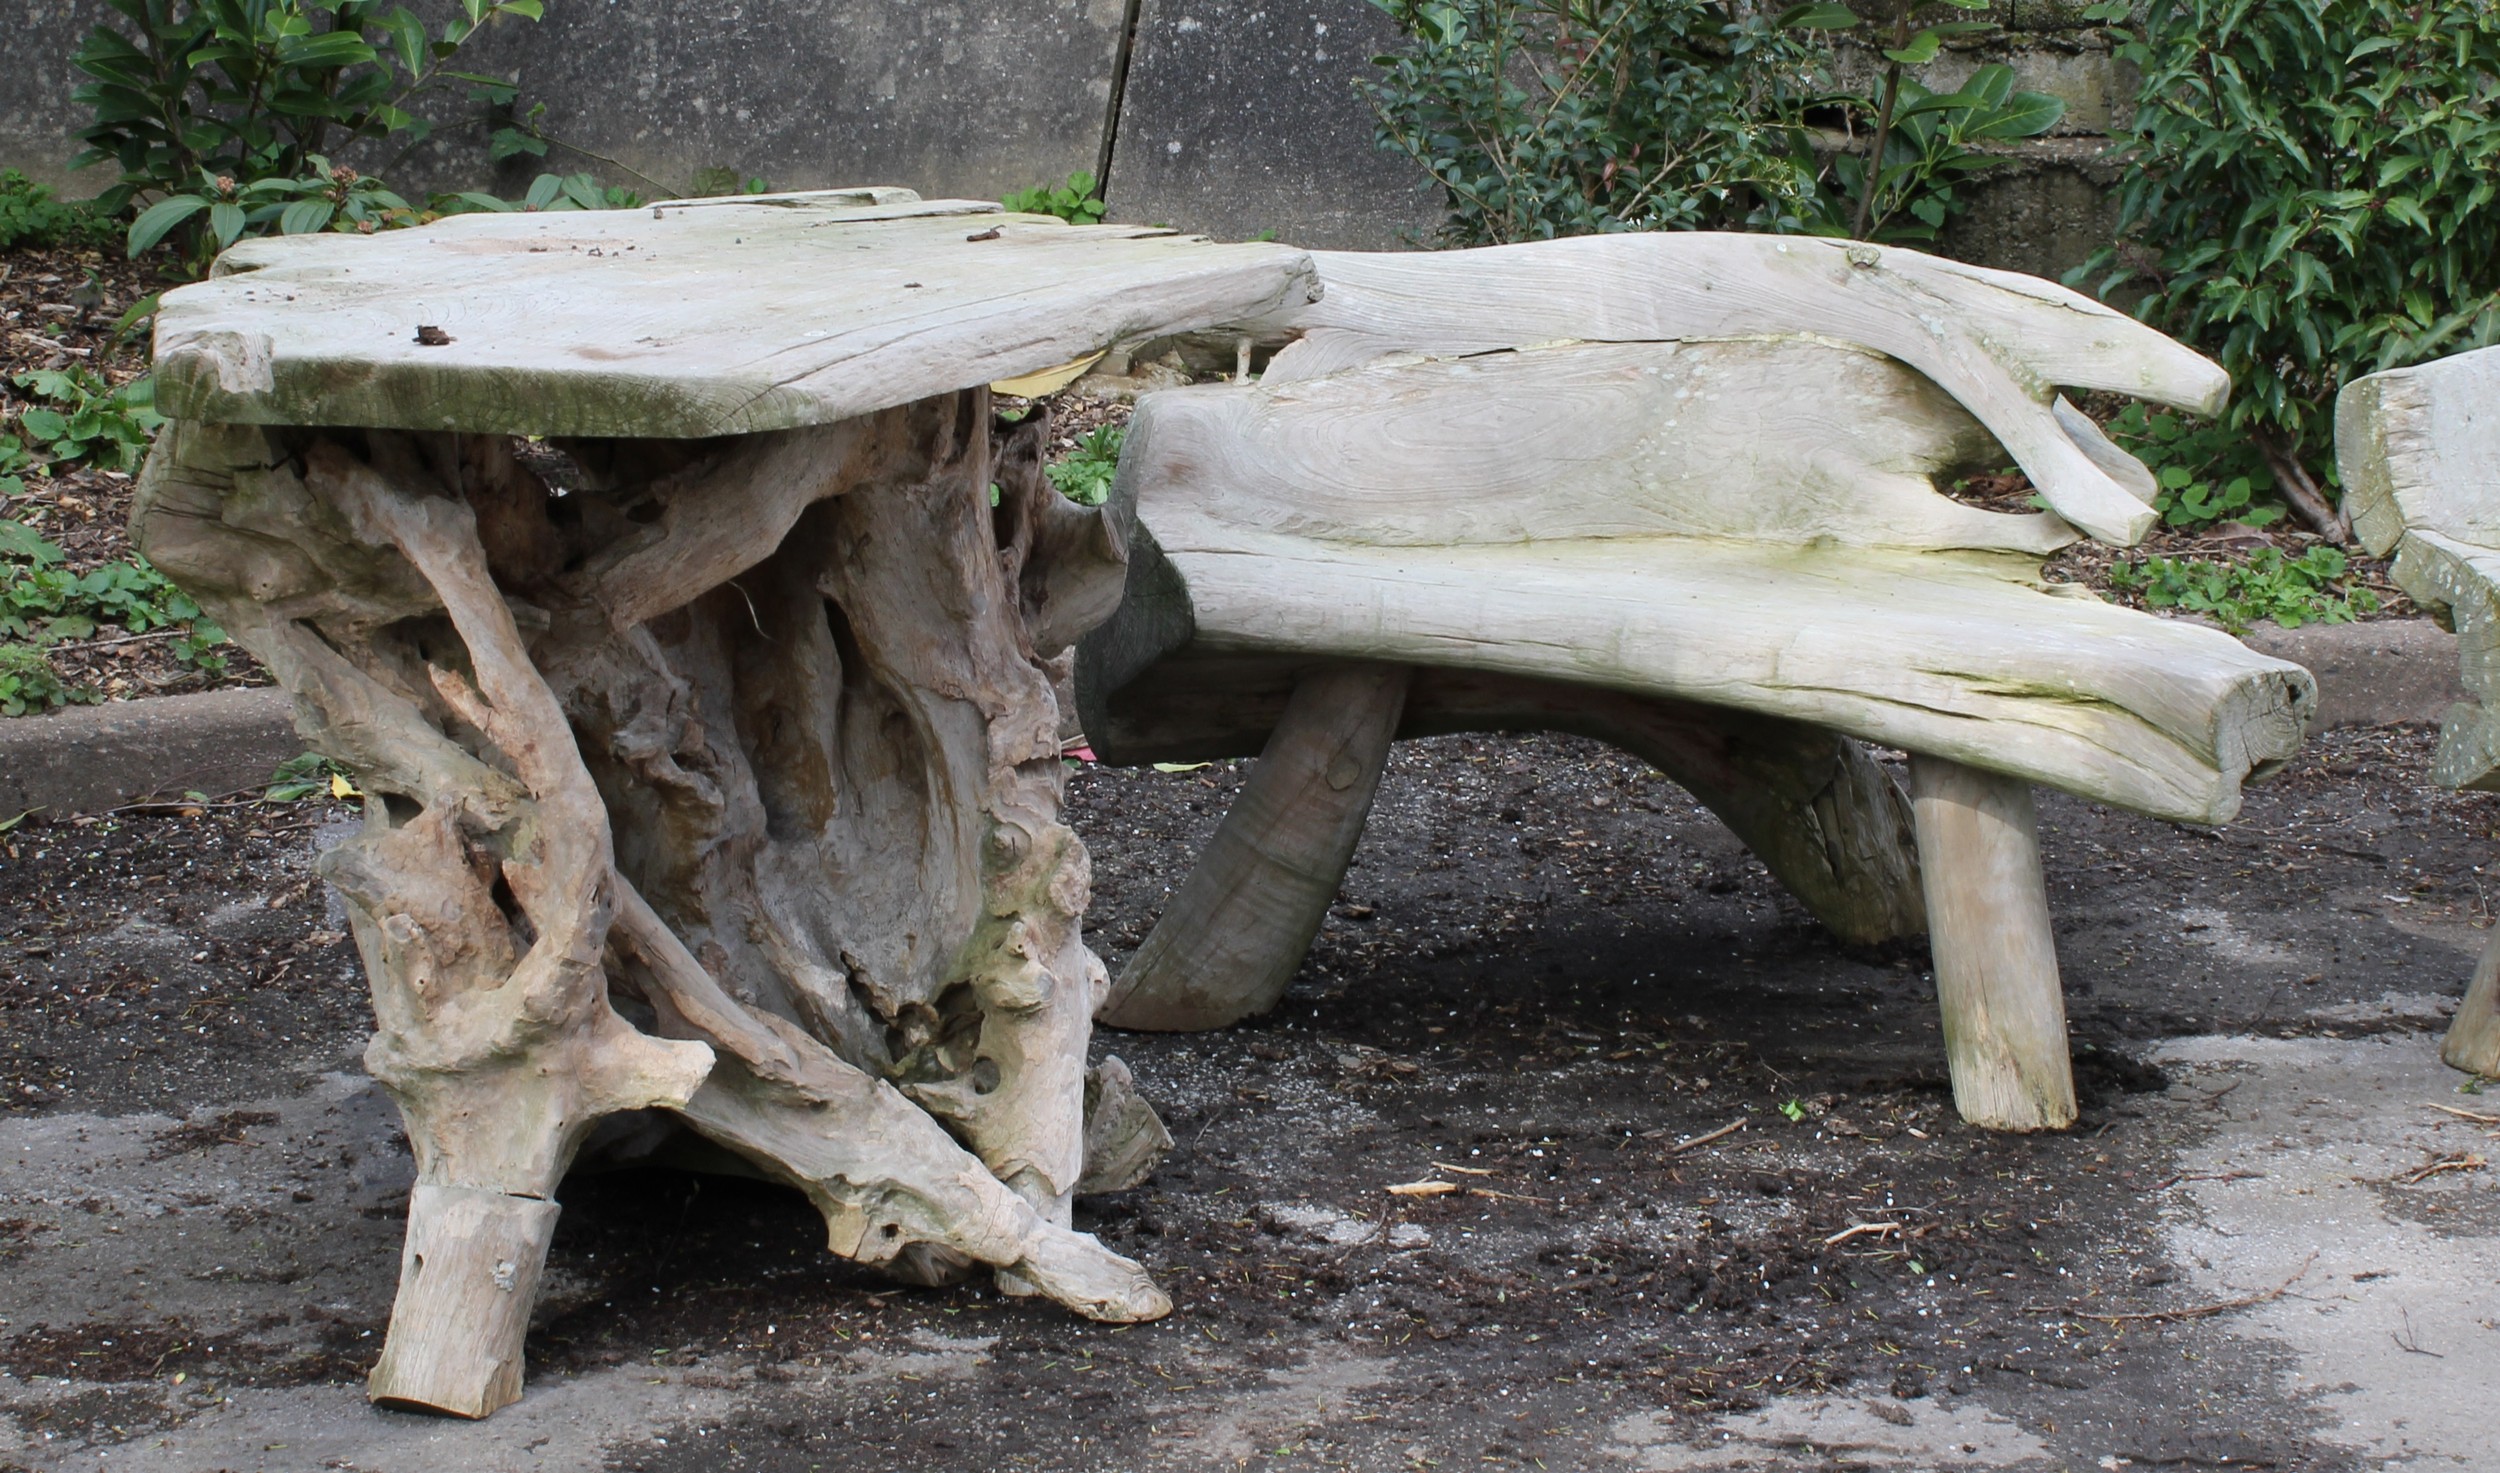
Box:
[133,399,1166,1419]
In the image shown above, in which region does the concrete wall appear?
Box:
[1103,0,1441,250]
[0,0,2135,276]
[0,0,1125,204]
[3,0,105,193]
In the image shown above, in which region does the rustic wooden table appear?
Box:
[130,187,1317,1419]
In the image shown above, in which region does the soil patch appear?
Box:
[6,726,2480,1469]
[0,799,363,1114]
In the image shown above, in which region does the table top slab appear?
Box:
[153,189,1318,438]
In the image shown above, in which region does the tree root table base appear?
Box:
[134,395,1174,1417]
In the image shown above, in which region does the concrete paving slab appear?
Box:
[2152,1035,2500,1472]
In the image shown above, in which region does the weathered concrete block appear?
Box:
[2,0,1124,206]
[409,0,1125,203]
[1914,40,2132,135]
[0,686,300,816]
[1105,0,1441,249]
[0,0,108,192]
[2241,618,2468,732]
[1940,139,2126,282]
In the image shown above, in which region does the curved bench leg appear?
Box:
[2444,935,2500,1078]
[1572,698,1922,947]
[1098,664,1410,1031]
[1907,755,2077,1131]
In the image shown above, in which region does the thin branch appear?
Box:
[2254,429,2349,543]
[40,627,192,653]
[2034,1252,2317,1324]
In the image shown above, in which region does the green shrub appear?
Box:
[2102,401,2282,532]
[70,0,548,270]
[2079,0,2500,502]
[1359,0,2063,247]
[1362,0,1820,243]
[2107,544,2379,634]
[0,171,116,252]
[1003,171,1107,226]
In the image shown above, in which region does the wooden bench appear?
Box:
[2339,342,2500,1077]
[1075,235,2319,1132]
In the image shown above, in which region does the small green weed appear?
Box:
[1778,1097,1806,1123]
[0,436,34,501]
[0,643,92,716]
[684,167,771,198]
[1045,424,1124,506]
[0,170,115,252]
[7,367,164,480]
[2108,545,2379,635]
[264,751,353,802]
[1003,171,1107,226]
[1,521,226,668]
[434,170,644,217]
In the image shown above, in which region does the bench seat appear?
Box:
[1075,246,2317,1132]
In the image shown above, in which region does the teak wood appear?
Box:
[131,189,1313,1418]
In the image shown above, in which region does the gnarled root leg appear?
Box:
[295,444,715,1416]
[133,402,1167,1394]
[610,881,1167,1320]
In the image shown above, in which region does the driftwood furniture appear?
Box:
[1077,236,2320,1132]
[2339,343,2500,1078]
[129,187,1323,1418]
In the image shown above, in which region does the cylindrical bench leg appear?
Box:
[1907,755,2077,1131]
[2444,932,2500,1078]
[1098,663,1410,1031]
[367,1184,562,1418]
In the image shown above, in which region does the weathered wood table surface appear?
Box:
[129,187,1318,1418]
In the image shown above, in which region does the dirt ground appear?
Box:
[2,724,2497,1472]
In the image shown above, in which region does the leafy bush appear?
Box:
[1046,424,1125,506]
[1003,171,1107,226]
[1781,2,2063,244]
[2107,544,2379,634]
[126,156,417,256]
[0,171,117,252]
[2102,401,2281,531]
[71,0,548,269]
[1812,62,2065,245]
[1359,0,2064,247]
[1362,0,1821,243]
[2079,0,2500,502]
